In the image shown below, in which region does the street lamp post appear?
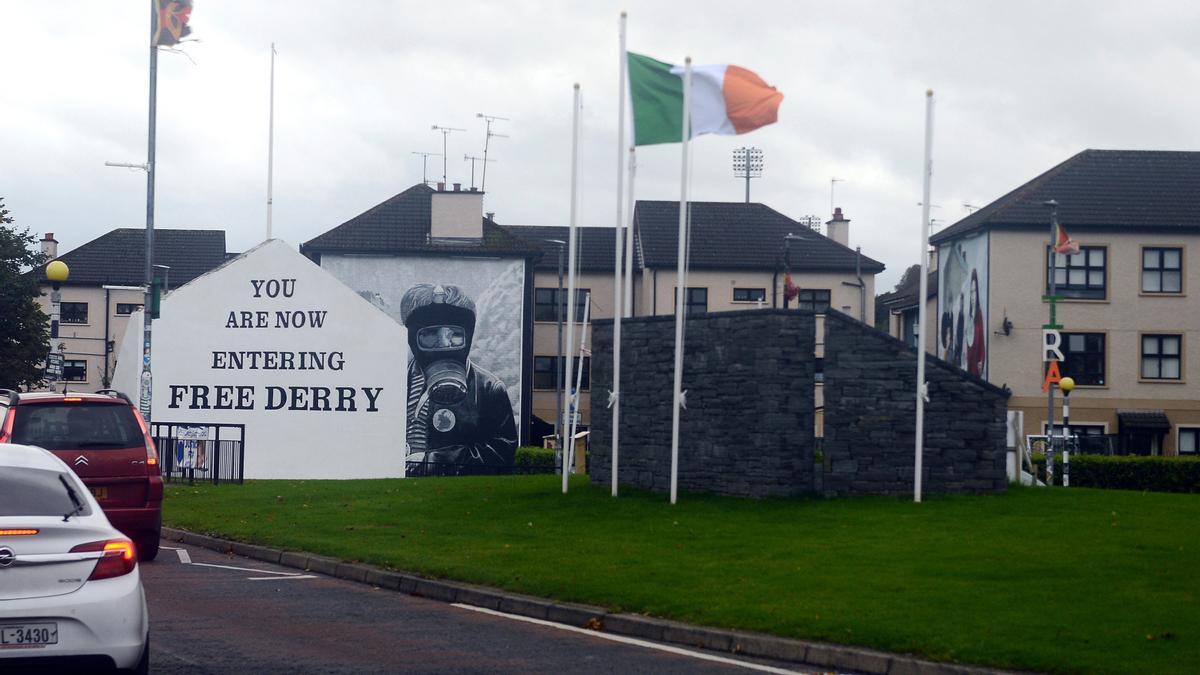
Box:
[1060,376,1075,487]
[45,261,69,391]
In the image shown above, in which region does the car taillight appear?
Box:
[0,529,39,536]
[131,407,159,467]
[70,539,137,580]
[0,409,13,443]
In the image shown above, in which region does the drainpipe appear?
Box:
[840,246,867,322]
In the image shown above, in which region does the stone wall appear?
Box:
[589,310,816,498]
[822,311,1010,495]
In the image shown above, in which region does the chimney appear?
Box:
[826,207,850,246]
[41,233,58,260]
[485,211,496,221]
[452,182,462,192]
[437,182,446,192]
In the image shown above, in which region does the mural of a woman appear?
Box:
[965,270,986,377]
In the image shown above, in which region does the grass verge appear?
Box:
[163,476,1199,674]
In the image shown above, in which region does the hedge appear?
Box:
[514,446,557,474]
[1029,453,1200,493]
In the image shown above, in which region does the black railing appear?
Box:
[151,422,245,485]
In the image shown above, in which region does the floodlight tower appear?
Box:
[477,113,509,192]
[431,125,466,185]
[732,147,763,203]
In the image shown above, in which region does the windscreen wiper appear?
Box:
[59,474,85,522]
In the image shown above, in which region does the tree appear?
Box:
[0,198,50,390]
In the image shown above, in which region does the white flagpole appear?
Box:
[570,293,592,471]
[266,42,276,241]
[611,12,627,497]
[669,58,692,505]
[624,147,637,319]
[914,89,935,504]
[562,83,582,495]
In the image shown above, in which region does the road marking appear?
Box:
[247,574,319,581]
[160,545,181,550]
[451,604,806,674]
[176,549,192,564]
[188,561,304,576]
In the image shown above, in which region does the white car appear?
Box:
[0,443,149,673]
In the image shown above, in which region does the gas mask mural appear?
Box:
[400,283,518,476]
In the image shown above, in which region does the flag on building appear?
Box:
[784,272,800,301]
[1053,221,1080,255]
[154,0,194,47]
[627,52,783,146]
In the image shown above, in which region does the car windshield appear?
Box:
[11,403,144,451]
[0,467,92,517]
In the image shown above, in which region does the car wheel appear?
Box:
[138,532,160,561]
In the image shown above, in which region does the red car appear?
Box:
[0,389,163,561]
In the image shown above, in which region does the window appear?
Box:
[533,288,590,323]
[674,287,708,316]
[60,301,88,324]
[732,288,766,303]
[1047,246,1106,299]
[797,289,831,311]
[533,356,589,391]
[1141,334,1182,380]
[116,303,143,315]
[1180,428,1198,455]
[1059,332,1105,386]
[814,357,825,383]
[1142,248,1182,294]
[63,359,87,382]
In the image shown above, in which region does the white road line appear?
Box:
[159,545,181,550]
[188,561,304,576]
[175,549,192,564]
[246,574,319,581]
[451,604,806,675]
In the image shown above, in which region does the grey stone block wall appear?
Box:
[590,309,816,498]
[822,311,1010,496]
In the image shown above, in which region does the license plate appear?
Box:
[0,623,59,648]
[91,487,108,500]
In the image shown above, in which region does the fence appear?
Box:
[151,422,245,485]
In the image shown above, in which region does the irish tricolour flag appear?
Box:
[628,52,783,146]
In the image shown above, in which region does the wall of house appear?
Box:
[987,229,1200,452]
[35,284,144,392]
[639,268,874,321]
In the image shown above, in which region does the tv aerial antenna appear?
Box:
[477,113,509,191]
[411,151,443,187]
[830,177,845,217]
[431,125,466,185]
[463,154,495,190]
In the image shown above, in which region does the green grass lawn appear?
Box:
[163,477,1199,674]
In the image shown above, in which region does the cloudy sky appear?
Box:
[3,1,1198,289]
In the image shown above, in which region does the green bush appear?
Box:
[1070,455,1200,493]
[514,446,557,474]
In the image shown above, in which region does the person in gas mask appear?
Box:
[400,283,518,476]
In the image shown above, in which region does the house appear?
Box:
[925,149,1200,455]
[32,228,227,390]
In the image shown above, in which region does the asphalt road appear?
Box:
[142,540,815,674]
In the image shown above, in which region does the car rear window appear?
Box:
[0,467,93,517]
[11,403,144,451]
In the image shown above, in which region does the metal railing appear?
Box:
[151,422,245,485]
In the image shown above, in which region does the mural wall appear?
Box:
[937,233,989,378]
[319,255,524,476]
[112,240,408,479]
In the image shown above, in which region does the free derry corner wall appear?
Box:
[589,309,1009,498]
[112,240,409,479]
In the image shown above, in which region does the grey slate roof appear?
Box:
[931,149,1200,244]
[36,228,226,287]
[300,184,537,259]
[635,200,884,273]
[501,225,639,273]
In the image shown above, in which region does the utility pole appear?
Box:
[430,125,465,185]
[476,113,509,192]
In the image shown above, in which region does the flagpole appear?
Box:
[610,12,628,497]
[140,0,159,425]
[562,83,582,495]
[266,43,276,240]
[624,147,637,318]
[669,58,692,505]
[914,89,935,504]
[569,293,592,472]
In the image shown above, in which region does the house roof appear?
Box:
[634,200,885,273]
[300,184,538,258]
[931,149,1200,244]
[876,267,938,311]
[35,228,227,287]
[501,225,639,273]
